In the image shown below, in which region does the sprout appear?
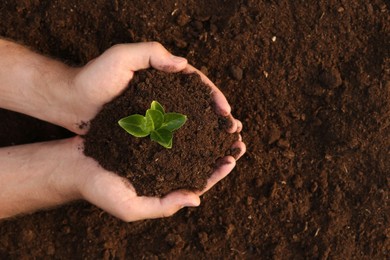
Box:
[118,101,187,148]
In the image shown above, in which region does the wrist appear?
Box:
[47,137,85,202]
[41,66,82,132]
[0,138,83,219]
[26,54,81,131]
[0,39,80,132]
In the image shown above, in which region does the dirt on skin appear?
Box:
[84,70,237,197]
[0,0,389,259]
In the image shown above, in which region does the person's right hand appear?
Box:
[0,136,244,221]
[73,136,245,222]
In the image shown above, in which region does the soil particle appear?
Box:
[246,196,254,206]
[229,147,241,159]
[77,121,89,130]
[210,24,218,34]
[229,65,243,80]
[47,244,55,255]
[305,84,326,96]
[198,232,209,248]
[268,126,282,144]
[310,181,319,193]
[193,21,203,31]
[269,182,279,199]
[319,67,343,89]
[22,229,35,243]
[176,13,191,26]
[277,139,290,149]
[225,224,235,237]
[292,175,304,189]
[193,14,210,22]
[165,233,184,250]
[282,150,295,160]
[255,177,264,188]
[174,38,188,49]
[200,66,208,75]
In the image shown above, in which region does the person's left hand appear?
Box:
[65,42,238,135]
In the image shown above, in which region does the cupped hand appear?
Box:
[67,42,246,220]
[73,136,243,221]
[68,42,243,135]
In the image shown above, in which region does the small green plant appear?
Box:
[118,101,187,149]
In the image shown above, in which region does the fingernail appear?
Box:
[182,201,199,207]
[170,55,187,64]
[236,120,243,133]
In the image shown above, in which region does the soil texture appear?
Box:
[0,0,389,259]
[84,70,237,197]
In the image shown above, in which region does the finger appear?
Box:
[113,42,188,73]
[236,119,243,133]
[196,156,236,196]
[183,64,231,116]
[230,140,246,160]
[226,114,238,133]
[125,190,200,222]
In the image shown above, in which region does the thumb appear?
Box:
[122,190,200,222]
[112,42,188,73]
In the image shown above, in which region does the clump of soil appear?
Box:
[84,70,237,197]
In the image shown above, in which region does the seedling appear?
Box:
[118,101,187,148]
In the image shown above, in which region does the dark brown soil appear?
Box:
[84,70,237,197]
[0,0,389,259]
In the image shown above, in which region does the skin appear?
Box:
[0,40,246,222]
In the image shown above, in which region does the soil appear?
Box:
[0,0,389,259]
[84,70,237,197]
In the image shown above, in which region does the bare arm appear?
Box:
[0,138,81,219]
[0,39,79,131]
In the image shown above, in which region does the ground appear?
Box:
[0,0,389,258]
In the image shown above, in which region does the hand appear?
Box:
[76,138,242,221]
[0,135,243,221]
[67,42,242,134]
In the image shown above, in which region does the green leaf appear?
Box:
[118,114,150,137]
[150,128,173,148]
[145,109,164,131]
[150,100,165,114]
[161,113,187,131]
[118,101,186,149]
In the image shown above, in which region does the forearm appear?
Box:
[0,138,82,219]
[0,39,78,129]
